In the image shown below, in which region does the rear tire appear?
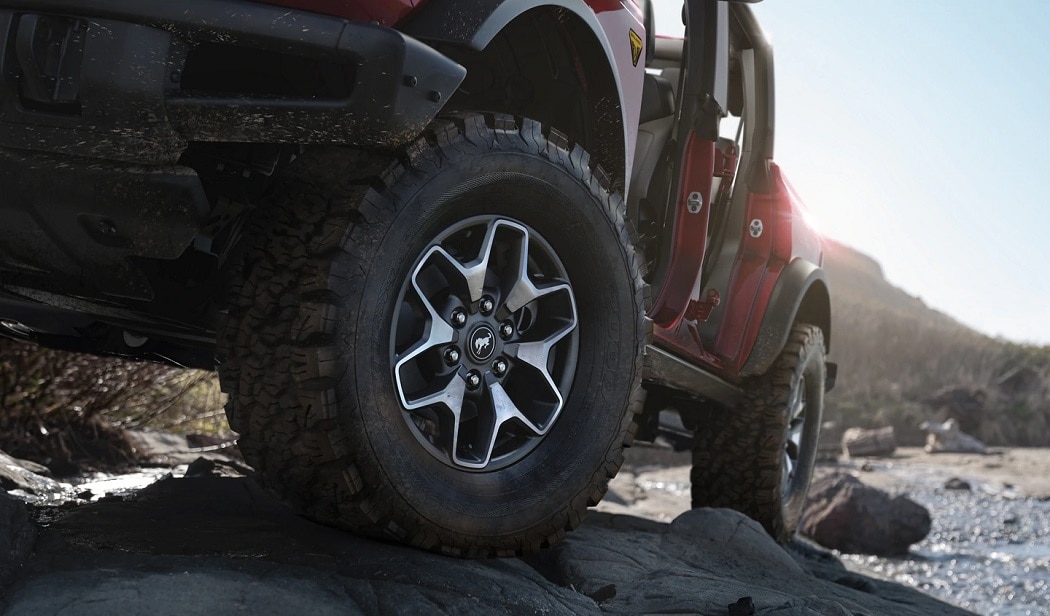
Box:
[690,323,825,541]
[217,114,648,556]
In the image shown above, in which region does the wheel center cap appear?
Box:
[468,325,496,362]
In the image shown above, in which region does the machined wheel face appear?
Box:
[391,216,579,471]
[782,379,807,498]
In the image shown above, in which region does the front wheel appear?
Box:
[218,114,648,556]
[690,323,826,541]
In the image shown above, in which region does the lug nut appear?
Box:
[450,309,467,327]
[443,347,460,366]
[492,358,508,376]
[466,370,482,390]
[479,296,495,315]
[499,322,514,339]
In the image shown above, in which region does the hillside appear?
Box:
[821,240,1050,446]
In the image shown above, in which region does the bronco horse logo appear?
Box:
[473,333,492,355]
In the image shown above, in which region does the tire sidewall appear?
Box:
[343,148,640,537]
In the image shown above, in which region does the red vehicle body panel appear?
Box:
[653,163,821,378]
[257,0,635,27]
[256,0,422,25]
[649,135,716,328]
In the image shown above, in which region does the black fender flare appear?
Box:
[403,0,617,52]
[740,258,831,377]
[401,0,636,183]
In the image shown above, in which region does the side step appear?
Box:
[642,345,743,408]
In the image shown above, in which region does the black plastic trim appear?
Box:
[166,31,464,147]
[0,0,353,52]
[730,4,775,192]
[0,0,466,158]
[0,289,215,368]
[643,344,743,408]
[740,258,828,377]
[401,0,630,185]
[0,148,209,300]
[404,0,560,51]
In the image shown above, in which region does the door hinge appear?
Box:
[685,288,720,322]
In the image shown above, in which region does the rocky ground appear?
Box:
[601,445,1050,615]
[842,447,1050,499]
[0,436,987,615]
[599,445,1050,516]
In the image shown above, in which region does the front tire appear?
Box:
[690,323,825,541]
[218,114,647,556]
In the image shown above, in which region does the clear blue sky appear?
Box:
[652,1,1050,345]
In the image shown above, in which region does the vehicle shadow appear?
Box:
[1,473,976,616]
[3,475,593,615]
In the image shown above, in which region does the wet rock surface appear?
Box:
[0,461,970,616]
[0,451,60,497]
[3,473,593,616]
[600,446,1050,614]
[0,491,34,582]
[801,473,931,556]
[537,509,966,616]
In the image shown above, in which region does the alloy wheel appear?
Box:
[391,217,579,471]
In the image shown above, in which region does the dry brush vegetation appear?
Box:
[823,240,1050,446]
[0,339,227,474]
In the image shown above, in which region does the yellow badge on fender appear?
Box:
[629,29,643,67]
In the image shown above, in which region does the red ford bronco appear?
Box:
[0,0,834,555]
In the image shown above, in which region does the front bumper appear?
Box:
[0,0,466,164]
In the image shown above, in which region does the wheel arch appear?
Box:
[401,0,640,192]
[740,258,831,377]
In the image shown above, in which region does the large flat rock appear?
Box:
[0,474,973,615]
[0,491,35,583]
[539,510,971,615]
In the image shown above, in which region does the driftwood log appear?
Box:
[842,426,897,457]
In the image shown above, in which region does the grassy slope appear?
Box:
[822,240,1050,446]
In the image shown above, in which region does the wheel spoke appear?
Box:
[393,247,457,408]
[788,384,806,422]
[456,381,547,469]
[489,381,545,435]
[391,216,580,472]
[405,373,472,468]
[787,423,805,453]
[512,282,577,337]
[515,282,578,321]
[783,382,807,491]
[437,219,523,304]
[402,372,467,413]
[505,343,565,419]
[503,222,550,314]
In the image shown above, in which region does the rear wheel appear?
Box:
[217,114,648,555]
[690,323,825,541]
